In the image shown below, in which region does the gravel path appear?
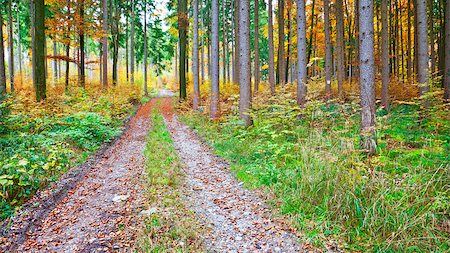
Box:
[161,98,304,253]
[1,100,155,253]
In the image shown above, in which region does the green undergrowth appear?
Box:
[137,102,203,252]
[0,87,140,220]
[179,94,449,252]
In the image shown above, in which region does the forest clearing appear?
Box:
[0,0,449,252]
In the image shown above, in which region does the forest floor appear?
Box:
[1,93,305,252]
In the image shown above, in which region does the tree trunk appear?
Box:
[297,0,307,106]
[143,0,148,95]
[381,0,390,109]
[276,0,285,85]
[239,0,252,126]
[253,0,260,94]
[125,15,129,82]
[0,12,6,97]
[193,0,200,109]
[17,11,22,86]
[53,41,58,85]
[102,0,108,88]
[324,0,332,100]
[31,0,35,82]
[178,0,187,99]
[210,0,220,118]
[268,0,275,94]
[285,0,291,83]
[233,0,240,85]
[336,0,346,97]
[112,0,119,85]
[359,0,377,155]
[306,0,316,65]
[34,0,46,101]
[417,0,429,95]
[444,0,450,100]
[8,0,14,92]
[407,0,412,81]
[130,0,135,85]
[79,0,85,88]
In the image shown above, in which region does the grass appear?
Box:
[178,90,450,252]
[136,102,203,252]
[0,84,141,220]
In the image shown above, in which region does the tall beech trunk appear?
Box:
[381,0,390,109]
[268,0,275,94]
[253,0,260,94]
[193,0,200,109]
[359,0,377,154]
[78,0,85,88]
[210,0,220,118]
[239,0,252,126]
[34,0,46,101]
[296,0,307,106]
[233,0,240,85]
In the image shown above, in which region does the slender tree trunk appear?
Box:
[0,12,6,97]
[306,0,316,65]
[407,0,412,81]
[239,0,252,126]
[130,0,135,85]
[126,15,129,82]
[324,0,332,100]
[222,0,226,82]
[102,0,108,88]
[8,0,14,92]
[34,0,46,101]
[253,0,260,94]
[65,44,70,91]
[359,0,377,154]
[417,0,429,96]
[233,0,240,85]
[17,11,22,86]
[277,0,285,85]
[297,0,307,106]
[210,0,220,118]
[143,0,148,95]
[112,0,119,85]
[53,40,58,85]
[444,0,450,100]
[79,0,85,88]
[336,0,346,97]
[285,0,291,83]
[178,0,187,99]
[381,0,390,109]
[428,0,436,77]
[268,0,275,94]
[31,0,35,81]
[193,0,200,109]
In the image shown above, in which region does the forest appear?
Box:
[0,0,449,252]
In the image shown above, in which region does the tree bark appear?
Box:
[417,0,429,95]
[253,0,260,94]
[0,11,6,97]
[130,0,135,85]
[17,10,22,86]
[233,0,240,85]
[336,0,346,97]
[359,0,377,155]
[324,0,332,100]
[8,0,14,92]
[102,0,108,88]
[112,0,119,85]
[381,0,390,109]
[178,0,187,99]
[210,0,220,118]
[143,0,148,95]
[239,0,252,126]
[297,0,307,106]
[193,0,200,109]
[407,0,412,81]
[78,0,85,88]
[34,0,46,101]
[276,0,285,85]
[268,0,275,94]
[444,0,450,100]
